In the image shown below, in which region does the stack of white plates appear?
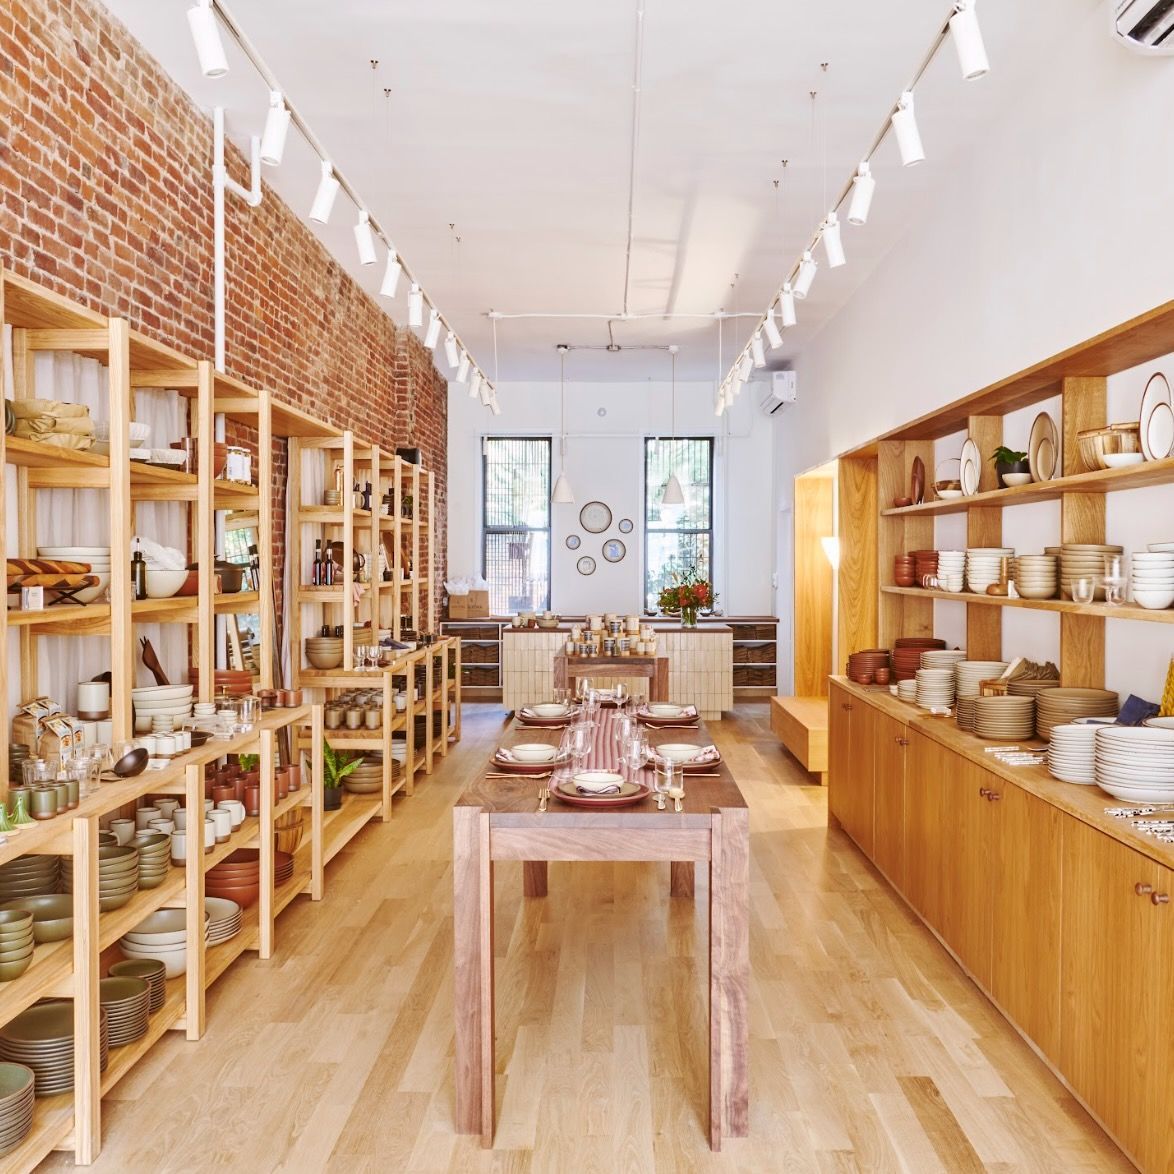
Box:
[204,897,242,946]
[896,679,917,703]
[955,660,1009,698]
[915,668,956,709]
[1014,554,1059,600]
[1131,551,1174,610]
[1094,726,1174,802]
[966,548,1014,593]
[1047,723,1098,784]
[36,545,110,605]
[132,685,194,735]
[973,695,1036,741]
[956,696,977,732]
[1036,687,1119,740]
[921,649,966,671]
[1060,543,1123,601]
[936,550,966,592]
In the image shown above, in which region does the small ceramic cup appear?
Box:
[211,809,232,843]
[170,830,187,864]
[149,819,175,836]
[156,798,179,819]
[203,818,216,853]
[110,818,135,845]
[173,808,189,831]
[135,806,161,830]
[29,788,58,820]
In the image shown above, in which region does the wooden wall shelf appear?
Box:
[880,585,1174,625]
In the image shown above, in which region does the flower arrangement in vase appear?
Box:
[657,568,711,628]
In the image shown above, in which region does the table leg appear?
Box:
[523,860,548,897]
[709,807,749,1150]
[670,860,694,898]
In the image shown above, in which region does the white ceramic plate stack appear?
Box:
[921,649,966,671]
[973,695,1036,741]
[1131,551,1174,610]
[965,548,1014,593]
[915,669,956,709]
[99,976,150,1047]
[1094,725,1174,802]
[935,550,966,592]
[896,679,917,703]
[954,660,1009,699]
[1059,544,1123,601]
[35,545,110,605]
[1139,372,1174,462]
[204,897,242,946]
[955,696,977,732]
[1028,412,1059,481]
[1035,688,1119,740]
[1014,554,1059,600]
[131,684,194,735]
[1047,723,1098,784]
[118,907,208,978]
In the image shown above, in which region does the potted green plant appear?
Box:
[323,740,363,811]
[991,445,1031,488]
[237,752,260,785]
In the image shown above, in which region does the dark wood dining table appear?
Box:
[452,704,749,1150]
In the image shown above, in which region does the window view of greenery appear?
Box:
[644,437,713,610]
[482,437,551,614]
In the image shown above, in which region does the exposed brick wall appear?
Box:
[0,0,447,624]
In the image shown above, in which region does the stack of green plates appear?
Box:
[0,1063,34,1158]
[0,896,72,944]
[62,846,139,911]
[108,959,166,1013]
[0,856,59,903]
[0,1003,108,1095]
[98,977,149,1047]
[128,833,171,890]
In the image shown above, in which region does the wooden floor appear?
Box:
[40,704,1130,1173]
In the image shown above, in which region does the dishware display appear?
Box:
[965,547,1014,594]
[1093,725,1174,802]
[890,637,947,681]
[1076,421,1142,471]
[932,549,965,591]
[0,909,34,983]
[60,845,139,911]
[896,679,917,703]
[0,1062,35,1156]
[1139,371,1174,461]
[1035,687,1119,740]
[204,897,243,946]
[847,648,890,684]
[0,893,72,943]
[914,668,955,709]
[1046,723,1098,784]
[953,660,1009,699]
[920,649,966,671]
[1027,412,1058,481]
[1130,550,1174,609]
[959,437,981,496]
[0,854,60,901]
[35,545,111,605]
[142,568,188,599]
[108,958,167,1013]
[972,695,1036,740]
[99,975,151,1046]
[304,635,344,670]
[1013,553,1059,599]
[0,1002,109,1096]
[1059,543,1123,601]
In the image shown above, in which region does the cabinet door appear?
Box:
[1061,818,1162,1169]
[871,712,907,888]
[827,682,852,829]
[905,730,946,926]
[989,780,1063,1062]
[842,700,875,856]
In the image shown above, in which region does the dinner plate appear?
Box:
[492,752,568,774]
[553,780,651,808]
[911,456,925,504]
[1146,400,1174,461]
[1139,371,1173,460]
[1028,412,1058,481]
[516,710,576,727]
[959,437,981,496]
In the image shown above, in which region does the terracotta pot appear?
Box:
[275,768,290,801]
[243,784,260,818]
[233,777,246,804]
[288,689,304,707]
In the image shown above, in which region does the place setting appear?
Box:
[515,700,580,727]
[634,701,699,728]
[487,741,569,776]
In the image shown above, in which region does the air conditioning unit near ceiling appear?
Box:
[1111,0,1174,53]
[760,370,797,416]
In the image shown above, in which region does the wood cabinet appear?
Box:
[827,681,853,831]
[827,681,873,855]
[904,730,947,928]
[871,710,907,889]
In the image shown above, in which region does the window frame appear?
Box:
[481,435,553,614]
[643,435,715,606]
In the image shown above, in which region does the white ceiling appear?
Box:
[102,0,1086,380]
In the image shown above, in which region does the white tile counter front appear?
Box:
[502,626,733,719]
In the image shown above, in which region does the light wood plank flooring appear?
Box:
[40,704,1129,1172]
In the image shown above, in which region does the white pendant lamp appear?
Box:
[822,211,845,268]
[891,91,926,166]
[379,247,401,298]
[309,161,340,224]
[260,92,290,166]
[949,1,990,79]
[353,210,377,266]
[793,251,818,300]
[407,283,423,327]
[424,308,442,350]
[661,346,685,506]
[187,0,228,78]
[847,161,876,226]
[763,307,783,350]
[780,284,797,327]
[444,332,460,369]
[552,346,575,504]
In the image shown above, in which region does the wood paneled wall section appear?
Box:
[966,414,1003,660]
[794,470,835,696]
[837,457,878,671]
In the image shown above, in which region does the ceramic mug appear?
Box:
[110,818,135,845]
[173,808,189,831]
[216,800,244,829]
[149,819,175,836]
[170,830,187,863]
[203,819,216,853]
[135,806,161,830]
[211,809,232,843]
[156,798,179,819]
[29,788,57,820]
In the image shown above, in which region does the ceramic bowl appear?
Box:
[646,704,684,719]
[656,743,702,763]
[529,704,569,718]
[117,941,186,977]
[0,895,73,943]
[1133,589,1174,609]
[571,771,626,795]
[1001,472,1033,486]
[510,743,558,763]
[143,569,188,599]
[0,911,33,936]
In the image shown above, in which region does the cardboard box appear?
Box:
[448,590,490,619]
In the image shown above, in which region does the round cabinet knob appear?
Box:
[1135,882,1154,897]
[1153,892,1170,906]
[978,787,991,798]
[988,791,1002,802]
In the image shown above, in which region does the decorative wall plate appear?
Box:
[1140,373,1174,460]
[959,437,981,496]
[617,518,634,534]
[602,539,626,563]
[910,456,926,504]
[579,501,612,533]
[565,534,581,550]
[576,555,596,576]
[1028,411,1058,481]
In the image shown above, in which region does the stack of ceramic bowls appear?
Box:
[62,845,138,911]
[954,660,1009,699]
[935,550,966,592]
[99,976,150,1047]
[1035,688,1119,740]
[0,896,72,945]
[0,856,59,903]
[1060,543,1123,600]
[0,911,34,983]
[893,554,915,587]
[206,850,261,909]
[129,833,171,889]
[910,550,939,585]
[973,695,1036,741]
[955,696,977,732]
[108,959,166,1013]
[915,669,956,709]
[343,754,382,794]
[896,679,917,703]
[1094,726,1174,802]
[118,908,205,978]
[891,637,946,682]
[846,649,890,683]
[204,897,242,946]
[131,684,193,735]
[965,548,1014,593]
[0,1003,108,1095]
[305,635,343,670]
[1047,723,1098,784]
[1007,677,1062,700]
[36,545,110,604]
[921,649,966,672]
[1014,554,1059,600]
[0,1063,35,1157]
[1131,550,1174,610]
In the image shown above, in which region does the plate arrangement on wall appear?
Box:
[618,518,634,534]
[1028,411,1059,481]
[576,556,596,576]
[1140,372,1174,461]
[602,539,625,563]
[959,437,981,496]
[565,535,581,550]
[580,501,612,533]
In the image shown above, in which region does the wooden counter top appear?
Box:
[502,623,733,636]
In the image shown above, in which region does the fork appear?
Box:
[538,786,549,813]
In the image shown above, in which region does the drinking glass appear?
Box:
[553,687,567,707]
[569,723,592,771]
[615,712,634,747]
[624,730,648,774]
[1072,576,1095,605]
[614,682,628,710]
[1102,555,1126,606]
[660,758,685,811]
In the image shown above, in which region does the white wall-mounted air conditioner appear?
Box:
[760,370,797,416]
[1111,0,1174,53]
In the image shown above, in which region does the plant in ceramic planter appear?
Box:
[323,740,363,811]
[991,445,1030,488]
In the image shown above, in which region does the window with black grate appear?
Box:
[482,437,552,614]
[644,437,714,609]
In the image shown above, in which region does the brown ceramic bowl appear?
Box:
[205,883,259,909]
[892,496,913,508]
[874,668,891,685]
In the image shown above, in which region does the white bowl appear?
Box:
[645,704,684,719]
[132,685,194,701]
[1133,589,1174,609]
[117,942,186,977]
[144,569,188,599]
[572,771,625,794]
[511,743,558,764]
[36,546,111,557]
[1147,542,1174,553]
[1102,452,1145,468]
[1001,472,1033,486]
[657,743,701,764]
[529,703,570,719]
[73,573,111,606]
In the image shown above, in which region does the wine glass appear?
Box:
[1103,554,1126,607]
[576,676,593,703]
[614,682,628,710]
[569,722,592,771]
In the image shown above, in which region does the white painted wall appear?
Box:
[774,7,1174,702]
[448,379,775,617]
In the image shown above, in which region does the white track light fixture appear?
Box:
[714,390,726,418]
[552,346,575,504]
[793,251,818,300]
[444,332,460,369]
[479,378,492,407]
[490,396,501,417]
[661,347,685,507]
[456,351,471,383]
[353,211,377,266]
[188,0,228,78]
[891,91,925,166]
[847,161,876,226]
[425,309,442,350]
[949,1,990,79]
[751,331,766,368]
[379,247,401,299]
[736,351,753,383]
[468,370,482,400]
[407,283,423,327]
[309,161,340,223]
[822,211,845,268]
[780,284,797,327]
[260,91,290,166]
[763,307,783,350]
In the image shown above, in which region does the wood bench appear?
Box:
[770,696,829,785]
